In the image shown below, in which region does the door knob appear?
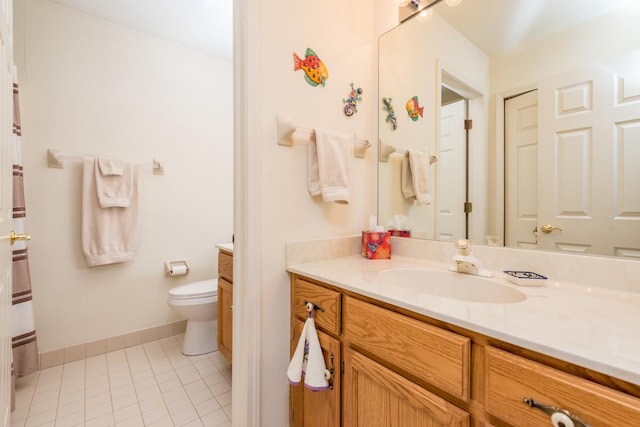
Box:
[1,230,31,245]
[540,224,562,234]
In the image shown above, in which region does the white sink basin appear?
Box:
[374,268,526,304]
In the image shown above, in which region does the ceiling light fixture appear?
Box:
[445,0,462,6]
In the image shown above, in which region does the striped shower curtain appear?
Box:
[11,82,39,385]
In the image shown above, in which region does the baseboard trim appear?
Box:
[38,320,188,370]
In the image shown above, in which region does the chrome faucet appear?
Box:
[450,239,493,278]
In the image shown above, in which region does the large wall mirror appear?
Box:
[378,0,640,259]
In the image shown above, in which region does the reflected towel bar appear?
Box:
[379,143,438,164]
[47,148,164,175]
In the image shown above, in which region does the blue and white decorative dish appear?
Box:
[503,270,548,287]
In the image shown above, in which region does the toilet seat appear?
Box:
[169,279,218,300]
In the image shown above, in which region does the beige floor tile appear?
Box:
[113,402,142,423]
[199,408,230,426]
[194,397,221,417]
[15,338,230,427]
[171,406,200,426]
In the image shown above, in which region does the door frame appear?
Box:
[493,83,537,244]
[233,0,262,425]
[436,58,486,244]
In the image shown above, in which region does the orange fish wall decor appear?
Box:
[293,48,329,87]
[406,96,424,121]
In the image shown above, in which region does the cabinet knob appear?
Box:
[523,398,590,427]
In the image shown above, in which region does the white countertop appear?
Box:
[215,242,234,253]
[287,255,640,385]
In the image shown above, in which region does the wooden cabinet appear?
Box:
[289,273,640,426]
[344,347,469,427]
[344,296,470,402]
[290,320,341,427]
[485,346,640,426]
[292,277,342,335]
[217,250,233,364]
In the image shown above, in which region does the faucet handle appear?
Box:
[454,239,471,256]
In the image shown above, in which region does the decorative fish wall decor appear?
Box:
[382,97,398,130]
[343,83,363,117]
[406,96,424,121]
[293,48,329,87]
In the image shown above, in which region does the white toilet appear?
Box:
[167,279,218,356]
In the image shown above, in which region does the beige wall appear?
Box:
[14,0,233,352]
[253,0,396,423]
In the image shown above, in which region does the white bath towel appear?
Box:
[401,150,436,206]
[95,157,134,208]
[82,158,143,267]
[308,128,353,204]
[287,314,330,391]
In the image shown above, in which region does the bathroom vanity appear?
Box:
[217,244,233,364]
[288,255,640,426]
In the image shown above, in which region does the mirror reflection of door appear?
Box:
[437,71,483,243]
[505,65,640,257]
[505,90,538,249]
[437,91,467,241]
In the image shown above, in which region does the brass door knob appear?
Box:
[2,230,31,245]
[540,224,562,234]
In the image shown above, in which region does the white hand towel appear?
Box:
[400,153,415,199]
[95,157,134,208]
[82,158,143,267]
[402,150,435,206]
[287,315,330,391]
[308,128,353,204]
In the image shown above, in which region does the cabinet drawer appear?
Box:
[292,278,341,336]
[485,346,640,426]
[344,297,470,401]
[218,251,233,283]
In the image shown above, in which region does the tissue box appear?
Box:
[389,229,411,238]
[361,231,391,259]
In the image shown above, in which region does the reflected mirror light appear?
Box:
[379,0,640,260]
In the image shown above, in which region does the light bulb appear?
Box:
[418,7,433,20]
[445,0,462,6]
[395,0,412,6]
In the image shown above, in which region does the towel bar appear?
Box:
[277,114,371,158]
[47,148,164,175]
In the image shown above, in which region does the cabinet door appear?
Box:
[344,347,469,427]
[290,320,341,427]
[217,277,233,364]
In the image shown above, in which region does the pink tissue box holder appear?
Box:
[361,231,391,259]
[389,229,411,238]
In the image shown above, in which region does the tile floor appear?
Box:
[11,335,232,426]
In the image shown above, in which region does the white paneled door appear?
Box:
[436,99,466,242]
[0,0,13,423]
[506,65,640,257]
[538,65,640,257]
[505,90,538,249]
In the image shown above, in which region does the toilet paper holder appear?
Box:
[164,260,190,276]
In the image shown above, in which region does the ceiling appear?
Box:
[412,0,633,56]
[50,0,233,58]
